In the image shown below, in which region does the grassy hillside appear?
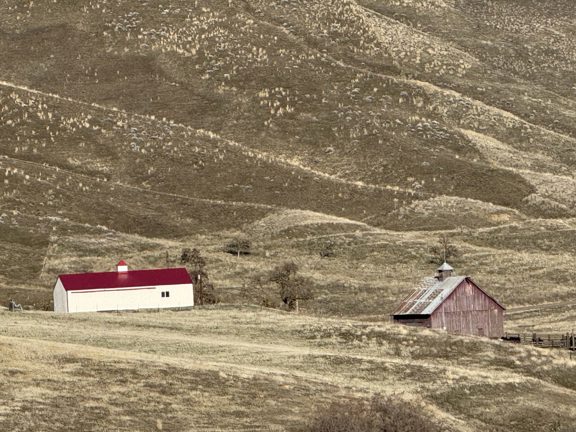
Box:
[0,0,576,325]
[3,2,576,431]
[1,307,576,432]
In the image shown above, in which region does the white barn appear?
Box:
[53,261,194,313]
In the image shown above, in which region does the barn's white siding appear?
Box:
[53,278,68,313]
[56,283,193,313]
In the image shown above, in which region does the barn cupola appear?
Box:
[117,260,128,272]
[436,262,454,281]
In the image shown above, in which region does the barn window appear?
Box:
[161,292,166,298]
[165,291,170,298]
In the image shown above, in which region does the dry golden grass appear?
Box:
[1,2,576,428]
[2,307,576,431]
[6,207,576,329]
[246,210,371,239]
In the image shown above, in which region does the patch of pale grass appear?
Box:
[394,195,525,223]
[461,128,559,172]
[247,209,369,238]
[521,171,576,208]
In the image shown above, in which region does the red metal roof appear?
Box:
[117,260,127,266]
[59,267,192,291]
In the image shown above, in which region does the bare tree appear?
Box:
[181,248,206,270]
[243,275,278,308]
[180,248,217,305]
[319,240,336,258]
[269,262,313,312]
[428,234,460,265]
[224,237,252,257]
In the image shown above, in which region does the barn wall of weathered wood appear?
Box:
[392,317,431,327]
[430,280,504,338]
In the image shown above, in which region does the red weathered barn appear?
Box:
[392,263,505,338]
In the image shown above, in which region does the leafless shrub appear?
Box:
[319,240,336,258]
[428,234,460,265]
[240,275,280,308]
[270,262,313,312]
[306,394,443,432]
[181,248,218,305]
[224,236,252,257]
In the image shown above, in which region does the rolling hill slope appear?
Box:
[0,0,575,316]
[2,308,576,432]
[2,3,576,431]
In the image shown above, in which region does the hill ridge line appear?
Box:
[462,128,576,178]
[358,3,480,64]
[1,154,384,228]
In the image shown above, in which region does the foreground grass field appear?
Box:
[1,0,576,328]
[1,306,576,431]
[1,1,576,428]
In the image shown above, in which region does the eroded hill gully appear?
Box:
[0,79,424,201]
[356,1,576,136]
[2,2,576,211]
[232,2,574,214]
[240,2,576,149]
[4,1,576,206]
[0,77,540,226]
[2,4,573,218]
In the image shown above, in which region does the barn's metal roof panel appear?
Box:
[393,276,466,316]
[437,262,454,271]
[58,267,192,291]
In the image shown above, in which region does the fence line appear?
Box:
[502,332,576,350]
